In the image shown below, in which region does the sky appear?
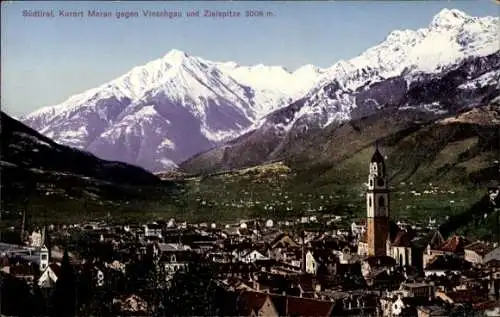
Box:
[1,0,498,117]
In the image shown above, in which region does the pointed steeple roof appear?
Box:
[371,141,385,163]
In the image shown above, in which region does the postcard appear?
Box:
[1,1,499,316]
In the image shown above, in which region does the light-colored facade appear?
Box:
[305,251,318,275]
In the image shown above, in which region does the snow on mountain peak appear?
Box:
[430,8,471,29]
[277,9,499,131]
[221,61,239,68]
[294,64,322,75]
[23,48,325,172]
[163,49,190,62]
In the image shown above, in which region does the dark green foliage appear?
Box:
[159,261,222,317]
[51,249,77,317]
[0,272,45,317]
[124,256,153,292]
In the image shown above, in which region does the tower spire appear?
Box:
[366,145,390,257]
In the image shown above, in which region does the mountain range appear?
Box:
[182,9,500,174]
[21,8,500,175]
[22,51,324,172]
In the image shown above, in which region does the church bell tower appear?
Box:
[366,144,390,257]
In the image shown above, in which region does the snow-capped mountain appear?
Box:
[181,9,500,173]
[23,9,498,173]
[259,8,500,132]
[22,50,325,172]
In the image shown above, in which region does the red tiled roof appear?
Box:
[437,235,467,253]
[444,289,488,304]
[9,264,37,276]
[286,296,334,317]
[465,241,495,256]
[425,255,470,271]
[473,300,498,310]
[392,230,413,247]
[234,291,335,317]
[363,256,396,268]
[237,291,271,315]
[48,263,61,277]
[428,231,445,249]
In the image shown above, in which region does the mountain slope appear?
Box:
[181,9,499,173]
[1,112,161,185]
[169,103,499,234]
[22,50,325,172]
[0,112,183,224]
[182,101,500,188]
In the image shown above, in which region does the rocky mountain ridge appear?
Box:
[22,8,499,173]
[22,51,325,172]
[180,9,499,173]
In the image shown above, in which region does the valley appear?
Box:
[2,8,499,239]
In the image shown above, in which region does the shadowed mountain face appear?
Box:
[0,111,171,213]
[180,52,500,180]
[182,103,500,192]
[0,112,161,185]
[1,112,184,225]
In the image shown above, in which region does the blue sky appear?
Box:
[1,1,498,117]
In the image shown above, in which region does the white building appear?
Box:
[167,218,176,228]
[38,263,60,288]
[30,229,45,248]
[305,251,318,275]
[265,219,274,228]
[144,223,162,239]
[241,250,268,263]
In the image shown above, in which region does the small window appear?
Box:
[41,254,48,260]
[378,196,385,208]
[368,197,372,207]
[377,179,384,187]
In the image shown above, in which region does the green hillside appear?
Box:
[2,105,499,239]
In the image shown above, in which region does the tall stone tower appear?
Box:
[366,145,390,257]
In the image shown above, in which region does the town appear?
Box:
[1,147,500,317]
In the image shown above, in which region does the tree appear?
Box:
[1,272,34,317]
[159,261,223,317]
[145,254,168,315]
[125,256,151,292]
[51,249,76,317]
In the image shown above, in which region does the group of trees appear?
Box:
[1,249,76,317]
[0,272,46,316]
[156,261,224,316]
[2,247,226,316]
